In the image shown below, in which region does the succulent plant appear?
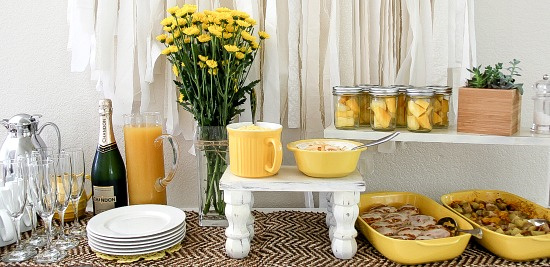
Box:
[466,59,523,95]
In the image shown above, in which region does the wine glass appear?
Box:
[29,159,66,263]
[0,159,37,262]
[51,153,79,250]
[62,147,86,236]
[20,154,46,249]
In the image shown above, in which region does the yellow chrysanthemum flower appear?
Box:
[198,62,206,68]
[198,55,208,62]
[245,17,256,26]
[166,36,174,45]
[216,7,231,13]
[173,29,181,38]
[156,34,167,43]
[177,18,187,26]
[207,25,223,38]
[176,4,197,17]
[197,34,211,43]
[206,60,218,69]
[178,93,184,103]
[235,52,245,60]
[183,26,200,36]
[163,26,172,33]
[222,32,233,39]
[169,45,179,53]
[236,20,251,28]
[192,12,205,24]
[215,13,233,24]
[258,31,270,39]
[251,41,259,50]
[225,25,235,33]
[231,10,249,19]
[167,6,179,15]
[161,17,174,26]
[204,10,214,16]
[224,45,239,53]
[241,31,255,42]
[184,37,191,43]
[172,64,179,77]
[208,68,218,75]
[161,47,171,55]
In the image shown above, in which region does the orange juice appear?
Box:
[123,125,166,205]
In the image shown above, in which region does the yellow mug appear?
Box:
[227,122,283,178]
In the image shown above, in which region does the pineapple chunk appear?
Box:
[433,111,443,124]
[371,99,387,110]
[338,96,349,104]
[337,103,349,112]
[346,110,354,117]
[346,98,360,114]
[385,97,396,114]
[415,99,430,110]
[407,115,419,130]
[407,101,425,117]
[417,113,432,129]
[433,98,442,111]
[441,99,449,113]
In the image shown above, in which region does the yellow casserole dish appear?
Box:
[441,190,550,261]
[356,192,473,265]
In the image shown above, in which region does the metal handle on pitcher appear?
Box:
[37,122,62,153]
[154,134,180,192]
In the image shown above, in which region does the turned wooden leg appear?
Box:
[247,193,255,241]
[330,191,360,259]
[224,190,252,259]
[325,192,334,228]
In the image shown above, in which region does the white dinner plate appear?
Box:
[88,227,186,248]
[87,205,185,239]
[87,221,185,243]
[88,231,186,256]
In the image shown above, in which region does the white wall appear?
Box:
[0,0,548,210]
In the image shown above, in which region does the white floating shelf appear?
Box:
[324,125,550,146]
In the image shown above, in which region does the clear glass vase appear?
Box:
[195,126,229,227]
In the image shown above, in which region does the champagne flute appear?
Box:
[62,147,86,236]
[29,159,66,263]
[51,153,79,250]
[21,154,46,248]
[0,159,37,262]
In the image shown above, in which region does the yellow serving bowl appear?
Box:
[356,192,473,265]
[286,139,366,177]
[441,190,550,261]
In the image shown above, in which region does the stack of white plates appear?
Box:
[86,205,186,255]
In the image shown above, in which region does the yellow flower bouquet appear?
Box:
[157,5,269,221]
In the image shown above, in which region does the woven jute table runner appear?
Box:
[0,211,549,267]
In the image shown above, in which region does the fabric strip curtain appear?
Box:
[67,0,476,138]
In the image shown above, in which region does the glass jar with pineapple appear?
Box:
[333,86,362,129]
[427,86,452,128]
[370,87,399,131]
[392,85,413,128]
[406,88,435,132]
[358,85,378,127]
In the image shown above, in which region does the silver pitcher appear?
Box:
[0,114,61,162]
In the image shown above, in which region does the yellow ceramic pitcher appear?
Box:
[227,122,282,178]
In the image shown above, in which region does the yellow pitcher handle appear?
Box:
[154,134,180,192]
[265,137,282,174]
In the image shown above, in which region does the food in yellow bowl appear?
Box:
[287,139,365,178]
[356,192,472,265]
[441,190,550,261]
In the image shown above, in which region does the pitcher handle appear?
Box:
[154,134,180,192]
[37,122,61,153]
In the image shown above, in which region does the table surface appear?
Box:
[220,166,366,192]
[1,211,550,266]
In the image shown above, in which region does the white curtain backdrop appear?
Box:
[67,0,476,139]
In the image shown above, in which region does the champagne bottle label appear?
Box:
[98,143,119,153]
[93,185,116,214]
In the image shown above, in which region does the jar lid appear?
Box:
[427,85,452,94]
[534,75,550,95]
[406,87,435,96]
[391,84,413,93]
[370,86,399,96]
[332,86,362,94]
[358,84,378,93]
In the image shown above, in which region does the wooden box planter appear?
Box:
[457,87,521,136]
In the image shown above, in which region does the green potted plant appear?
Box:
[457,59,523,136]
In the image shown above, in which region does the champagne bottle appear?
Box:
[91,99,128,214]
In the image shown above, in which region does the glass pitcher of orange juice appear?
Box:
[123,112,179,205]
